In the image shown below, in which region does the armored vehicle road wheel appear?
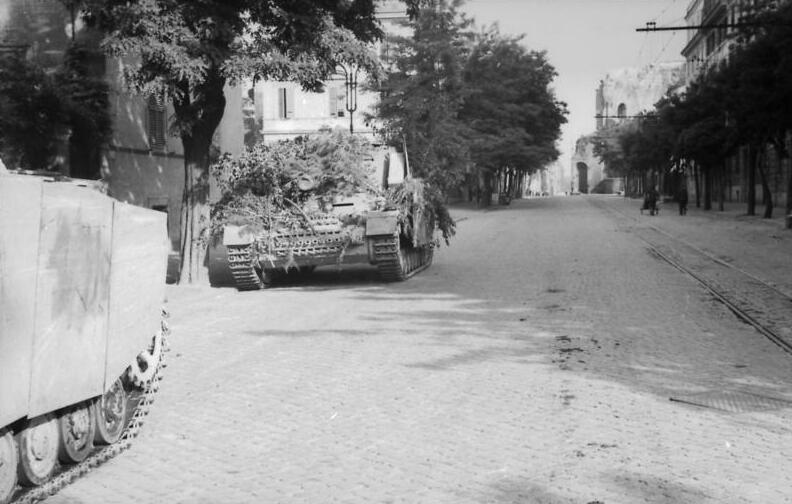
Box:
[0,430,17,504]
[58,402,96,464]
[93,378,128,445]
[16,414,59,486]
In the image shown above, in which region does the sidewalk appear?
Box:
[620,196,792,297]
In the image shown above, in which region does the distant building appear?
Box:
[571,62,684,194]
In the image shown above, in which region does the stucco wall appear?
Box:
[256,79,379,142]
[103,57,245,250]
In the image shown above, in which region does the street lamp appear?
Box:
[337,62,359,134]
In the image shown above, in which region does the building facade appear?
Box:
[681,0,744,82]
[571,62,684,194]
[681,0,790,208]
[247,0,409,145]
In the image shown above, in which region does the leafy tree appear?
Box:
[461,27,567,205]
[0,52,68,170]
[55,42,113,179]
[82,0,399,283]
[721,0,792,217]
[372,0,473,195]
[0,41,110,175]
[635,0,792,218]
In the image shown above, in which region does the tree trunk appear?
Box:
[175,73,227,284]
[786,132,792,217]
[786,154,792,218]
[757,150,773,219]
[478,168,492,208]
[694,164,701,208]
[718,163,725,212]
[703,166,712,211]
[747,144,757,216]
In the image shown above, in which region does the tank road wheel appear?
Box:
[226,244,264,291]
[16,414,59,486]
[92,378,129,445]
[58,402,96,464]
[0,430,18,504]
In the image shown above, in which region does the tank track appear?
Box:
[226,244,263,291]
[8,323,170,504]
[372,234,434,282]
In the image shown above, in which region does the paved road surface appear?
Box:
[50,195,792,504]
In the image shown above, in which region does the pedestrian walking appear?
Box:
[642,186,660,215]
[677,185,688,216]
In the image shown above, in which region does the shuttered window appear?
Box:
[328,86,345,118]
[147,96,167,152]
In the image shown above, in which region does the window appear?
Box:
[328,86,346,117]
[277,87,294,119]
[147,95,167,152]
[617,103,627,119]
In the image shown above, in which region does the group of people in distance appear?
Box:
[642,184,688,216]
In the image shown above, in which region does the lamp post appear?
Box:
[338,63,359,134]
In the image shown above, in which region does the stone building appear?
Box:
[571,62,684,194]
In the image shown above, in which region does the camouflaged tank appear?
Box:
[220,146,436,290]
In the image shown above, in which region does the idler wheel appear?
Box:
[93,378,129,445]
[58,402,96,463]
[129,333,163,388]
[0,429,18,504]
[16,414,59,486]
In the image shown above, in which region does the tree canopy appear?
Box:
[373,0,473,193]
[462,28,567,189]
[373,1,566,205]
[81,0,395,283]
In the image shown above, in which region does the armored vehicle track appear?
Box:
[372,234,434,282]
[4,330,169,504]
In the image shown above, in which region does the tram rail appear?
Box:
[590,197,792,355]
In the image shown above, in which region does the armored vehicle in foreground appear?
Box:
[220,143,438,291]
[0,169,169,503]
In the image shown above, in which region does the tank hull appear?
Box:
[0,172,169,502]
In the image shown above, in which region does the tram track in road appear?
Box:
[589,197,792,355]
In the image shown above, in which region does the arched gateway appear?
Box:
[576,162,589,194]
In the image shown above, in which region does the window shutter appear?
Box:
[147,96,167,152]
[286,88,295,119]
[277,88,286,119]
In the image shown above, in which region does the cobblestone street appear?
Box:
[49,195,792,504]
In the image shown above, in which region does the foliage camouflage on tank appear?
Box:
[210,128,454,290]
